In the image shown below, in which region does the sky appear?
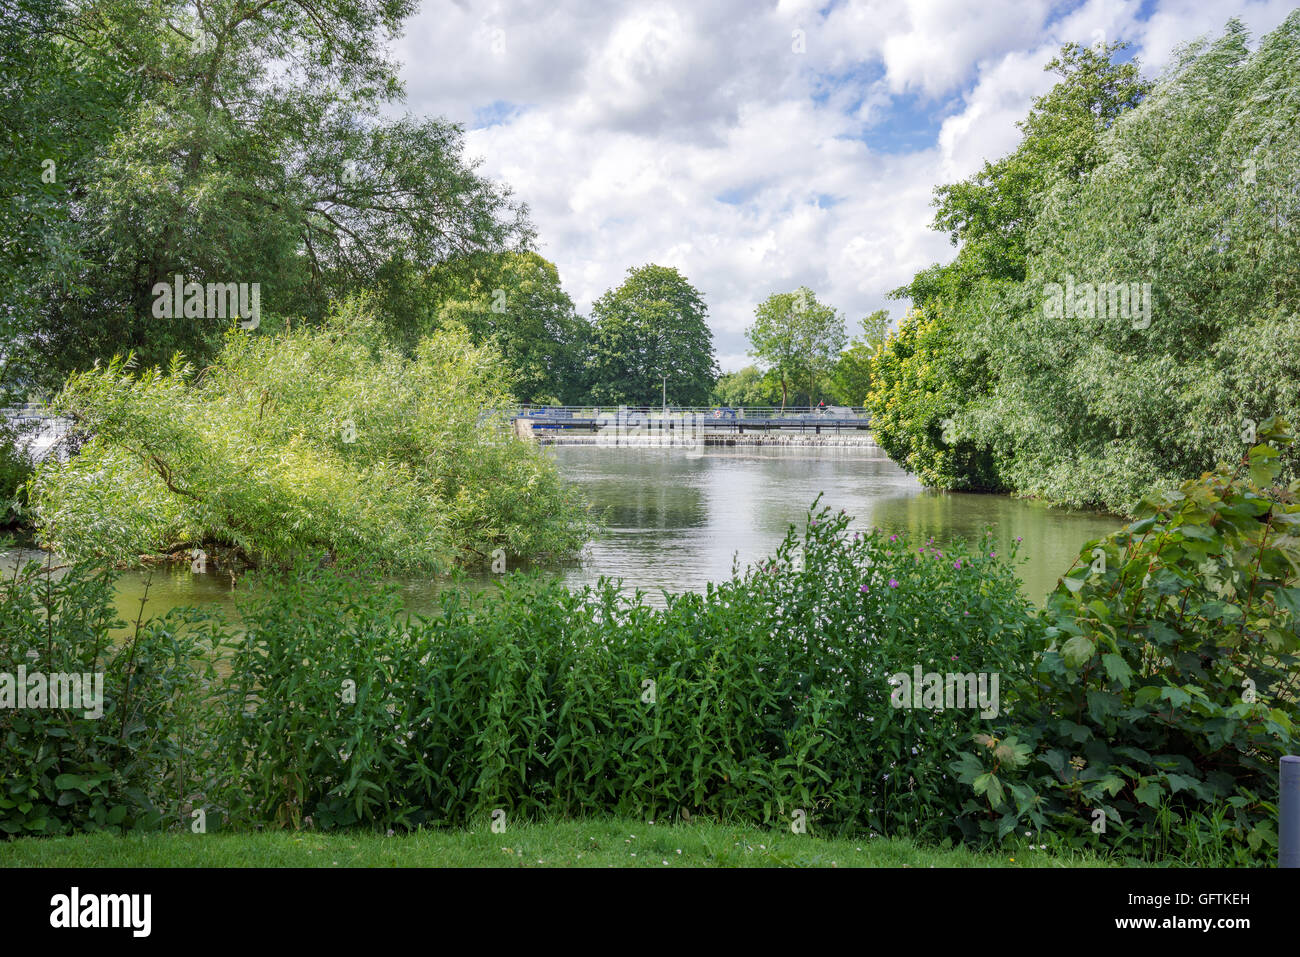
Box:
[391,0,1296,372]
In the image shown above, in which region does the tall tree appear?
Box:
[1,0,530,393]
[586,264,717,406]
[746,287,845,409]
[424,251,589,404]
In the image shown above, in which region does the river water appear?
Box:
[4,444,1120,621]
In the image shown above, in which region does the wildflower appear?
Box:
[953,560,962,570]
[860,584,869,593]
[889,534,897,542]
[888,578,899,588]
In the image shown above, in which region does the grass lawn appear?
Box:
[0,817,1114,867]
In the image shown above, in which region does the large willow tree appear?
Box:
[0,0,531,396]
[874,15,1300,512]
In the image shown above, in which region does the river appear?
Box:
[4,443,1120,621]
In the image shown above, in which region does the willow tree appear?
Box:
[1,0,530,393]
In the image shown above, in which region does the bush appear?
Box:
[952,419,1299,863]
[211,501,1036,838]
[0,552,223,836]
[29,295,589,572]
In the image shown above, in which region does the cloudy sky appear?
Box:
[392,0,1295,371]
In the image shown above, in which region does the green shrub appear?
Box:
[29,295,589,572]
[212,501,1036,839]
[0,552,223,836]
[952,419,1299,863]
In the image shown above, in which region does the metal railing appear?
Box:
[508,405,871,434]
[0,404,75,462]
[510,405,870,420]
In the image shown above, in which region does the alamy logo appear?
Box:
[889,665,1000,718]
[151,274,260,329]
[1042,275,1152,329]
[593,407,705,456]
[0,667,103,719]
[50,887,151,937]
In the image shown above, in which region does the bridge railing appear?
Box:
[510,405,870,421]
[1,404,75,462]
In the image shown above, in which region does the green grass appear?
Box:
[0,818,1114,867]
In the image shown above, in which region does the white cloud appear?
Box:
[394,0,1292,371]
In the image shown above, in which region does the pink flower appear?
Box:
[889,535,897,542]
[953,560,962,570]
[859,584,869,593]
[888,578,899,588]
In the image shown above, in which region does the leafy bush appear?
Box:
[29,295,589,572]
[0,553,223,836]
[952,420,1299,863]
[211,502,1036,838]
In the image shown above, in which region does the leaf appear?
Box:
[1101,653,1132,688]
[1061,635,1096,669]
[53,774,89,794]
[1134,778,1163,807]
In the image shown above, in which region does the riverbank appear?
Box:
[0,817,1112,868]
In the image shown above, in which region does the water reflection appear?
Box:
[3,444,1120,617]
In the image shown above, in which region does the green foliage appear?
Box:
[711,365,779,407]
[587,264,718,406]
[968,15,1300,512]
[0,553,223,836]
[866,305,1004,491]
[422,251,591,404]
[746,287,846,409]
[888,18,1300,513]
[207,502,1033,838]
[0,422,34,527]
[924,42,1150,291]
[29,295,588,571]
[952,421,1299,863]
[827,309,889,407]
[2,0,530,393]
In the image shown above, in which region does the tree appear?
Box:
[1,0,531,393]
[883,39,1152,495]
[586,265,718,406]
[424,252,590,404]
[918,41,1150,295]
[712,365,779,406]
[746,287,846,409]
[829,309,889,406]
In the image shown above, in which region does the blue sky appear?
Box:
[394,0,1297,370]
